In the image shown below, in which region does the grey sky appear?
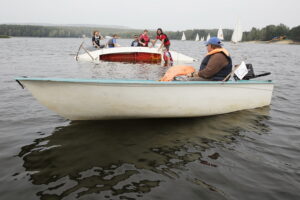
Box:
[0,0,299,31]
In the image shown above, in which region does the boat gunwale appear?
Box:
[15,77,273,85]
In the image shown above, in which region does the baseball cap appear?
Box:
[205,37,223,46]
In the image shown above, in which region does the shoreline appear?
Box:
[244,39,300,45]
[2,36,300,44]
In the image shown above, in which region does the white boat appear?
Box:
[200,37,204,42]
[76,46,196,63]
[195,33,199,41]
[231,20,243,43]
[181,32,186,41]
[16,78,274,120]
[217,26,224,40]
[206,33,211,41]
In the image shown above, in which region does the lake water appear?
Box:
[0,37,300,200]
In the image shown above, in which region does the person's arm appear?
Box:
[151,38,158,47]
[138,35,146,46]
[198,53,229,78]
[113,39,121,47]
[159,39,165,50]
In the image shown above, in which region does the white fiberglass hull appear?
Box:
[76,47,196,63]
[16,78,273,120]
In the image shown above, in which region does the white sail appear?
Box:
[195,33,199,41]
[181,32,186,40]
[231,20,243,43]
[200,37,204,42]
[206,33,211,41]
[217,26,224,40]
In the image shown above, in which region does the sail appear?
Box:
[206,33,211,41]
[195,33,199,41]
[200,37,204,42]
[231,20,243,43]
[217,26,224,40]
[181,32,186,41]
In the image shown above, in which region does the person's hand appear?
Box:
[186,72,195,77]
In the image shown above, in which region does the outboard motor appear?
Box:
[234,64,271,80]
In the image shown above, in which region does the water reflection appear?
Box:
[19,108,270,200]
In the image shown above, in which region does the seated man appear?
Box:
[107,34,120,48]
[187,37,232,81]
[131,35,139,47]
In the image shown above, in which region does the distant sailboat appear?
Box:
[206,33,211,41]
[200,37,204,42]
[181,32,186,41]
[195,33,199,41]
[231,20,243,43]
[217,26,224,40]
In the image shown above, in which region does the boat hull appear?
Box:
[100,52,161,63]
[16,78,274,120]
[76,47,196,64]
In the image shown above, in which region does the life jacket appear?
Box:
[160,65,195,81]
[107,38,116,48]
[93,36,101,46]
[139,34,150,46]
[158,34,170,46]
[199,48,232,81]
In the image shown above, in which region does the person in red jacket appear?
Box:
[139,29,150,47]
[152,28,171,50]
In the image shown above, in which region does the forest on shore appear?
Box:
[0,24,299,41]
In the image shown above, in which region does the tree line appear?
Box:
[0,24,299,41]
[243,23,300,41]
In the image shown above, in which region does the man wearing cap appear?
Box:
[187,37,232,81]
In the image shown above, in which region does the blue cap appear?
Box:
[205,37,223,46]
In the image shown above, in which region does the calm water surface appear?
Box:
[0,38,300,200]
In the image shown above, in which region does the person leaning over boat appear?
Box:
[92,31,105,48]
[152,28,171,50]
[131,35,140,47]
[138,29,150,47]
[187,37,232,81]
[107,34,120,48]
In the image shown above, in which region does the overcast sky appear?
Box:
[0,0,299,31]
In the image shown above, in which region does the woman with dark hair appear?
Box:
[92,31,105,48]
[152,28,171,50]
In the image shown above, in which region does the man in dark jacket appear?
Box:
[187,37,232,81]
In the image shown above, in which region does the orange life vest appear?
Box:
[160,65,195,82]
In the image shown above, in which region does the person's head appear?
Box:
[205,37,222,52]
[134,34,138,40]
[157,28,163,35]
[112,34,118,38]
[93,31,99,36]
[143,29,148,35]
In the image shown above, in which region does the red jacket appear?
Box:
[139,34,150,46]
[156,34,170,46]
